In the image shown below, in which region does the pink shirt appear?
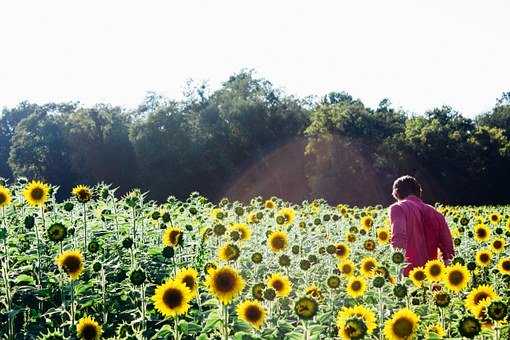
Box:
[389,195,454,276]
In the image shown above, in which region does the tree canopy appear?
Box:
[1,70,509,205]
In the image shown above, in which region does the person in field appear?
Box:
[388,175,454,276]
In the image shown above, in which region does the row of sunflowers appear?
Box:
[0,179,509,339]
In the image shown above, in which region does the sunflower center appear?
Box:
[491,215,498,221]
[62,255,81,274]
[169,230,182,245]
[448,270,464,285]
[245,305,262,322]
[182,275,195,290]
[379,232,388,241]
[392,317,413,337]
[473,292,490,305]
[162,288,184,308]
[414,271,425,281]
[336,246,347,257]
[271,236,286,250]
[0,193,6,204]
[363,261,375,272]
[476,228,487,238]
[502,260,510,271]
[351,281,362,291]
[429,265,441,276]
[342,265,352,274]
[479,254,490,263]
[80,324,98,340]
[493,241,502,249]
[272,279,284,291]
[215,271,235,292]
[31,188,44,200]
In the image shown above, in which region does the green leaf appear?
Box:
[14,274,35,285]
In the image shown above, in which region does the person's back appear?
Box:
[388,176,454,276]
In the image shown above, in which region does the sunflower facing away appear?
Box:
[206,266,245,304]
[443,263,470,292]
[383,308,420,340]
[76,316,102,340]
[337,305,377,339]
[0,186,12,208]
[175,267,199,298]
[267,273,292,297]
[72,185,92,203]
[424,259,445,282]
[162,226,183,247]
[23,180,50,207]
[346,276,367,298]
[236,300,267,330]
[55,250,84,280]
[267,230,288,252]
[153,279,192,317]
[464,284,499,317]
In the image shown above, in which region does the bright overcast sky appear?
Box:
[1,0,509,116]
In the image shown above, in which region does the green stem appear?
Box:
[82,204,87,259]
[223,304,229,340]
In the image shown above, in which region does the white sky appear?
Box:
[1,0,509,116]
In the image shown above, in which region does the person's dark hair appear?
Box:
[392,175,422,200]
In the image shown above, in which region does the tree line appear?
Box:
[1,71,509,205]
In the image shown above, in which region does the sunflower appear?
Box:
[426,323,446,338]
[383,308,420,340]
[72,185,92,203]
[424,259,445,282]
[162,226,183,247]
[230,223,252,241]
[23,180,50,207]
[276,207,296,225]
[346,276,367,298]
[360,216,373,231]
[475,249,492,268]
[206,266,245,304]
[489,212,501,225]
[236,300,266,330]
[337,305,377,339]
[267,230,288,252]
[267,273,292,297]
[153,279,192,317]
[218,243,241,262]
[376,227,391,245]
[360,257,378,277]
[465,285,499,317]
[294,296,318,320]
[76,316,102,340]
[490,237,506,253]
[264,199,275,209]
[55,250,84,280]
[473,224,491,242]
[338,259,355,277]
[305,284,323,302]
[497,257,510,275]
[210,208,224,220]
[408,266,427,288]
[175,267,199,298]
[0,186,12,208]
[443,263,470,292]
[335,243,350,260]
[338,205,348,216]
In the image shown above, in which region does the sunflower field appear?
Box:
[0,180,510,340]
